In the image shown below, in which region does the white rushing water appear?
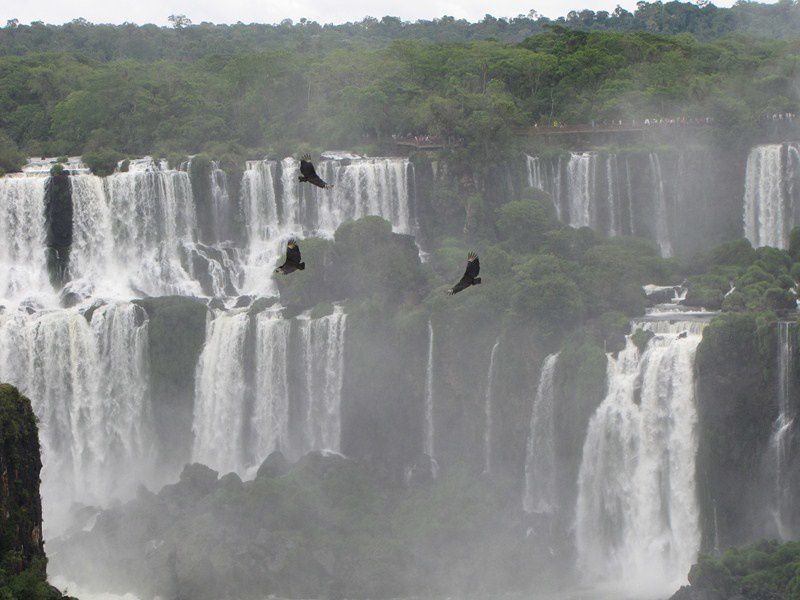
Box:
[297,306,348,455]
[523,353,559,514]
[192,310,250,475]
[192,307,348,475]
[575,320,704,595]
[743,143,800,249]
[0,302,152,534]
[483,337,501,474]
[0,176,52,306]
[250,311,291,464]
[649,153,673,257]
[526,151,684,256]
[424,320,436,474]
[526,152,636,241]
[771,321,795,539]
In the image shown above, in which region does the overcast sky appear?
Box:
[1,0,748,27]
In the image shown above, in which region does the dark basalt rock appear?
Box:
[0,384,45,568]
[207,297,225,310]
[255,450,290,480]
[234,295,253,308]
[178,463,219,495]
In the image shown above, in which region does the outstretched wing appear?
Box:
[448,252,480,295]
[286,239,302,265]
[300,154,330,189]
[464,252,480,280]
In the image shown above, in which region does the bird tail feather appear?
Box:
[298,176,308,182]
[473,277,481,285]
[298,262,306,270]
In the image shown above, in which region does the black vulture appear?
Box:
[448,252,481,295]
[275,239,306,274]
[299,154,331,189]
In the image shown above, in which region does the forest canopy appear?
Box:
[0,2,798,161]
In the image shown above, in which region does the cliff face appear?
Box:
[0,383,72,599]
[0,383,45,571]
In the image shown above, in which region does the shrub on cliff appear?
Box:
[0,131,25,176]
[672,540,800,600]
[82,148,122,176]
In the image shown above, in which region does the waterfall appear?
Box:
[483,338,500,474]
[606,154,620,237]
[192,310,250,475]
[192,307,347,474]
[526,152,634,239]
[103,168,200,296]
[424,320,436,472]
[237,156,416,296]
[0,302,152,534]
[743,144,800,249]
[210,161,232,243]
[526,154,563,221]
[67,167,203,298]
[771,321,795,539]
[250,312,291,464]
[649,153,673,257]
[523,353,559,514]
[297,307,348,455]
[0,176,51,305]
[575,320,704,594]
[565,153,595,228]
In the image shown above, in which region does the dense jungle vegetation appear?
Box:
[0,1,799,171]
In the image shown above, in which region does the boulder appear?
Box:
[256,450,290,480]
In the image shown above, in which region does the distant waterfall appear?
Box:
[192,308,348,475]
[771,321,795,539]
[0,176,50,304]
[192,310,250,475]
[743,144,800,249]
[297,307,348,455]
[210,161,232,243]
[424,320,436,472]
[523,353,559,514]
[0,302,152,534]
[251,312,291,464]
[483,338,500,474]
[649,153,673,257]
[240,157,414,239]
[575,320,704,593]
[565,152,596,228]
[525,152,635,241]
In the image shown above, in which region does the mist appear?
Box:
[0,3,799,600]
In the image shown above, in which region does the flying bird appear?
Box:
[299,154,331,189]
[448,252,481,295]
[275,239,305,275]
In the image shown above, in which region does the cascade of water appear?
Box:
[250,312,291,464]
[565,153,596,228]
[0,176,51,305]
[523,353,559,513]
[624,156,636,236]
[743,144,792,249]
[192,307,348,473]
[297,307,348,455]
[575,322,704,594]
[649,153,673,257]
[424,320,436,472]
[103,168,201,296]
[0,302,152,534]
[210,161,232,243]
[606,154,620,236]
[483,338,501,474]
[192,310,250,474]
[771,321,795,539]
